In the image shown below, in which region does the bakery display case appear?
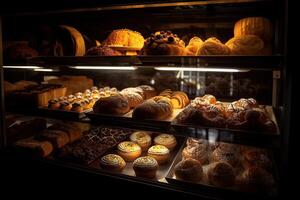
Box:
[0,0,289,199]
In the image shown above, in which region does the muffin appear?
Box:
[147,145,170,165]
[130,131,152,151]
[154,134,177,151]
[117,141,142,161]
[133,156,159,179]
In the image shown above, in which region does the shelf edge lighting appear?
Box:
[71,66,137,70]
[33,68,54,72]
[3,66,41,69]
[154,67,249,72]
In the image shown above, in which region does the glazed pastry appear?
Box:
[237,166,275,192]
[143,31,186,55]
[120,91,144,108]
[130,131,152,151]
[153,134,177,151]
[211,143,240,167]
[117,141,142,161]
[86,46,122,56]
[182,145,208,165]
[14,138,53,157]
[185,37,203,56]
[174,158,203,182]
[147,145,170,165]
[36,129,70,149]
[160,90,189,109]
[93,94,130,115]
[71,102,83,112]
[133,156,159,179]
[100,154,126,172]
[207,162,235,187]
[242,149,272,170]
[132,96,173,120]
[136,85,157,100]
[226,35,264,55]
[104,29,145,50]
[48,99,60,109]
[59,101,72,111]
[197,37,230,55]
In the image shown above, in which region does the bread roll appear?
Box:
[197,37,230,55]
[93,94,130,115]
[225,35,264,55]
[185,37,203,56]
[14,138,53,157]
[104,29,144,50]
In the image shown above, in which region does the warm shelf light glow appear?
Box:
[70,66,137,70]
[155,67,249,72]
[33,68,54,72]
[3,66,41,69]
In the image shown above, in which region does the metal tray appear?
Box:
[89,133,186,183]
[165,143,278,197]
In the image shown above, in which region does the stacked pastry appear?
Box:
[132,90,189,120]
[14,122,83,157]
[93,85,156,115]
[48,86,118,112]
[174,95,276,132]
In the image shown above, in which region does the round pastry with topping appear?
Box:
[67,95,76,103]
[133,156,158,178]
[207,162,235,187]
[48,99,60,109]
[71,101,83,112]
[147,145,170,165]
[211,142,240,167]
[182,145,208,165]
[117,141,142,161]
[100,154,126,172]
[154,134,177,151]
[59,101,72,111]
[120,91,144,108]
[130,131,152,151]
[174,158,203,182]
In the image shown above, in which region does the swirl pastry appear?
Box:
[100,154,126,172]
[147,145,170,164]
[117,141,142,161]
[154,134,177,151]
[211,143,240,167]
[182,144,208,165]
[130,131,152,151]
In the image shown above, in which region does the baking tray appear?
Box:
[89,134,186,183]
[171,105,280,147]
[86,108,183,130]
[165,143,278,197]
[37,107,92,120]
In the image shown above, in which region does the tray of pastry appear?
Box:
[37,107,92,120]
[165,138,278,197]
[89,131,185,182]
[171,95,280,137]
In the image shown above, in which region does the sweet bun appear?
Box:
[85,46,122,56]
[174,158,203,182]
[185,37,203,55]
[153,134,177,151]
[197,37,230,55]
[100,154,126,172]
[130,131,152,151]
[117,141,142,161]
[147,145,170,165]
[104,29,145,50]
[143,31,186,55]
[207,162,235,187]
[225,35,264,55]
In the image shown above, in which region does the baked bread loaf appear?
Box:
[120,88,144,109]
[174,158,203,182]
[93,94,130,115]
[143,31,186,55]
[104,29,144,50]
[36,129,70,149]
[14,138,53,157]
[197,37,230,55]
[132,96,173,120]
[185,37,203,56]
[226,35,264,55]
